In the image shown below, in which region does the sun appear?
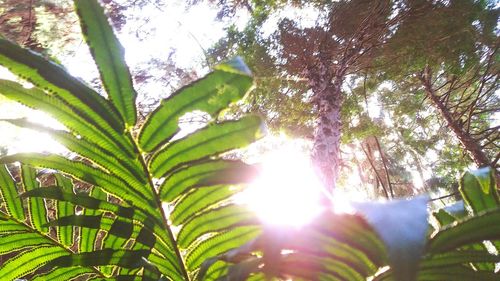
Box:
[236,142,327,227]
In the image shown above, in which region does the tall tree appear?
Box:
[282,0,399,191]
[199,0,499,193]
[418,55,498,170]
[202,0,407,191]
[378,0,499,172]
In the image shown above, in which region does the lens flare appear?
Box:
[237,145,325,227]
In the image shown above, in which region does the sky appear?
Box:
[63,0,247,81]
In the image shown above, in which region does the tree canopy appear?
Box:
[195,0,499,195]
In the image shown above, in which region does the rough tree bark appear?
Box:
[302,0,396,192]
[278,0,399,193]
[307,61,343,191]
[0,0,37,48]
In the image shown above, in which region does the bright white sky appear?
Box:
[64,0,247,81]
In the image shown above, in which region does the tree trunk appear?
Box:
[420,67,492,169]
[307,62,343,192]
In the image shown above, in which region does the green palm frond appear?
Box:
[197,168,500,281]
[197,213,388,281]
[369,168,500,281]
[75,0,138,127]
[138,61,253,153]
[0,0,263,280]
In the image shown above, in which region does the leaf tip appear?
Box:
[216,57,253,76]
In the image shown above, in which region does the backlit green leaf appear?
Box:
[0,153,156,216]
[160,159,258,202]
[0,80,134,159]
[0,165,24,221]
[0,39,131,150]
[150,115,264,178]
[138,60,252,152]
[170,185,235,225]
[1,118,148,189]
[31,267,95,281]
[186,225,261,270]
[80,186,107,253]
[46,249,151,268]
[21,165,49,233]
[54,174,76,247]
[178,204,257,248]
[460,168,499,214]
[0,245,67,280]
[420,250,500,268]
[429,208,500,253]
[0,231,52,255]
[75,0,137,126]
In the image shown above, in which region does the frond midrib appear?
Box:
[131,131,191,281]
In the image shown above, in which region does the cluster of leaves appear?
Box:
[0,0,263,280]
[199,0,499,197]
[198,168,500,281]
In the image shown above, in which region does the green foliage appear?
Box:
[378,0,497,76]
[0,0,262,280]
[76,0,138,127]
[138,64,253,152]
[376,0,499,170]
[198,168,500,280]
[201,0,498,197]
